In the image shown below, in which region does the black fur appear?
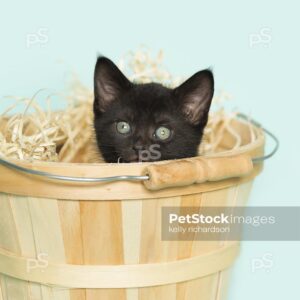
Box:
[93,56,214,163]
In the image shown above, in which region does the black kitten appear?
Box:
[93,57,214,163]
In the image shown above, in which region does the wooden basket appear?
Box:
[0,117,265,300]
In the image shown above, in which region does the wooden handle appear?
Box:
[143,155,253,190]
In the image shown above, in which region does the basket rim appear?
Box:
[0,117,265,200]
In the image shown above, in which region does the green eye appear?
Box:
[155,126,171,140]
[116,121,131,134]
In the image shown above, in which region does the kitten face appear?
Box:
[93,57,214,163]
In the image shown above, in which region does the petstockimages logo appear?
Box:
[162,207,300,241]
[169,212,276,227]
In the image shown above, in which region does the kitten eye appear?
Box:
[116,121,131,134]
[155,126,171,140]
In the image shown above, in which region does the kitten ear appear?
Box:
[174,70,214,126]
[94,56,132,113]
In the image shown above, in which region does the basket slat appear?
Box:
[179,186,237,300]
[215,186,239,300]
[0,194,29,300]
[80,200,126,300]
[215,269,231,300]
[9,195,43,299]
[122,200,143,300]
[27,197,70,300]
[216,182,253,299]
[139,197,180,300]
[0,277,3,300]
[176,193,204,300]
[58,200,86,300]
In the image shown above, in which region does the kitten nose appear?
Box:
[133,139,147,151]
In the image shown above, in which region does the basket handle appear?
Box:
[143,154,253,190]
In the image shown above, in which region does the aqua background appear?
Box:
[0,1,299,299]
